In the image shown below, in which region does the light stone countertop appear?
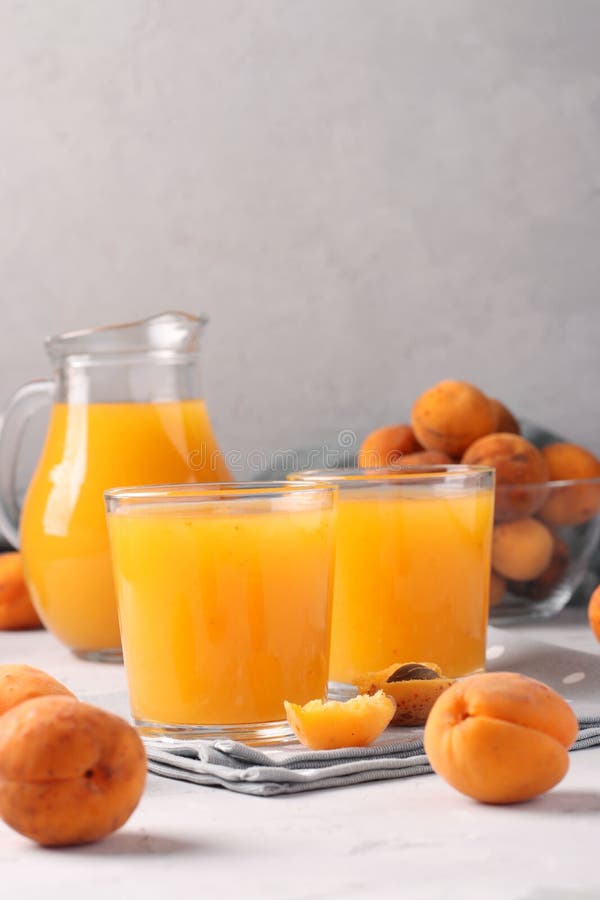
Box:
[0,609,598,900]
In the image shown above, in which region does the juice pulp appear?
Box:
[108,501,335,726]
[20,401,231,653]
[330,487,494,682]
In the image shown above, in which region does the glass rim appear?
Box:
[288,464,495,485]
[495,476,600,490]
[45,310,208,363]
[105,480,337,505]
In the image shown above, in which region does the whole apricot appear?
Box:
[492,518,554,581]
[0,696,146,846]
[411,380,496,458]
[463,433,549,520]
[488,398,520,435]
[358,424,422,468]
[424,672,578,804]
[513,537,570,602]
[589,585,600,643]
[489,572,506,608]
[0,665,74,716]
[392,450,453,466]
[0,553,42,630]
[538,443,600,526]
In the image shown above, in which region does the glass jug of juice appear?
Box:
[0,312,231,660]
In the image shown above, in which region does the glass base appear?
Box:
[135,717,296,746]
[73,647,123,664]
[327,681,358,700]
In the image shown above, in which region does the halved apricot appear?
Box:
[284,691,396,750]
[355,662,455,726]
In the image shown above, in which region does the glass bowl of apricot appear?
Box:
[485,442,600,622]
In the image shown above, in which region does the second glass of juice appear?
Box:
[106,481,337,744]
[290,466,495,689]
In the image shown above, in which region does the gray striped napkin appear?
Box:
[145,716,600,797]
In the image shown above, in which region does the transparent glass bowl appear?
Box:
[489,477,600,623]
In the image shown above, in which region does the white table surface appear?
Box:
[0,608,599,900]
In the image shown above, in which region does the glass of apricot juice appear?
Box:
[289,466,495,692]
[106,481,337,744]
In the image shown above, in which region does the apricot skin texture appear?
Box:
[411,380,496,458]
[0,553,42,630]
[0,665,74,716]
[0,696,146,846]
[424,672,578,804]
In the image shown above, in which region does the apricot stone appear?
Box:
[411,380,496,458]
[423,672,578,804]
[284,691,396,750]
[0,553,42,630]
[0,696,146,846]
[589,585,600,643]
[358,424,422,468]
[538,443,600,526]
[492,518,554,581]
[462,433,549,520]
[0,665,74,716]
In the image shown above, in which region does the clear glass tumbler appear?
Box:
[106,481,337,744]
[290,466,495,693]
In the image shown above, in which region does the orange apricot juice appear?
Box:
[329,482,494,682]
[20,400,231,655]
[107,490,336,729]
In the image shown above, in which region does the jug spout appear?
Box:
[45,311,208,362]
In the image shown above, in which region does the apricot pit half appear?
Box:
[355,661,455,726]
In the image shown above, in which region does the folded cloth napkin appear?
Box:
[145,716,600,797]
[145,626,600,796]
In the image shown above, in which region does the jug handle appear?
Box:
[0,380,54,548]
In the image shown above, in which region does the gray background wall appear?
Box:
[1,0,599,471]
